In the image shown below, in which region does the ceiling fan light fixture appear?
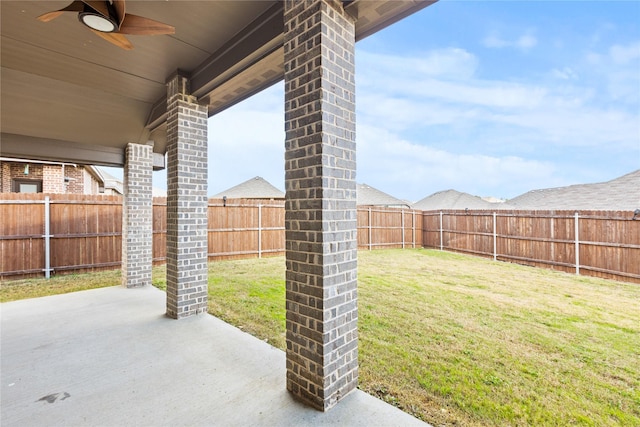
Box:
[78,11,117,32]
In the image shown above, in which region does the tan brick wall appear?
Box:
[65,166,85,194]
[0,163,11,192]
[42,165,65,193]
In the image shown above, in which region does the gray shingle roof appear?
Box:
[357,183,410,207]
[507,170,640,210]
[412,189,497,210]
[212,176,284,199]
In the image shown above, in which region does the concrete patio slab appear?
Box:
[1,285,429,426]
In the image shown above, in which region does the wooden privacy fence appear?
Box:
[0,194,122,278]
[150,198,286,263]
[357,206,422,250]
[422,210,640,284]
[3,195,636,284]
[0,194,421,279]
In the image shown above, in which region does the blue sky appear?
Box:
[139,0,640,202]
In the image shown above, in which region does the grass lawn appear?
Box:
[0,269,122,301]
[2,249,638,426]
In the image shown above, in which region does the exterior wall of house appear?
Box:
[83,169,101,194]
[1,162,44,192]
[65,166,85,194]
[0,161,102,195]
[1,163,12,192]
[42,165,65,193]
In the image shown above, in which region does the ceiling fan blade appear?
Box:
[91,29,133,50]
[118,14,175,36]
[37,1,84,22]
[112,0,126,29]
[82,1,110,17]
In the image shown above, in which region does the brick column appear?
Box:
[122,142,153,288]
[165,72,209,319]
[284,0,358,411]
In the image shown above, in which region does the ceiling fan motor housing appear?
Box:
[78,2,119,33]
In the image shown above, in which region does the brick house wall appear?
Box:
[43,165,65,193]
[1,162,44,192]
[65,166,85,194]
[0,161,103,194]
[1,162,13,192]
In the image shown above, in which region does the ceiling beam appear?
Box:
[1,133,165,170]
[145,2,284,130]
[145,0,439,135]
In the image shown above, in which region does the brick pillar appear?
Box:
[122,142,153,288]
[165,72,208,319]
[284,0,358,411]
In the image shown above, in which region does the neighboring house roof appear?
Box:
[152,187,167,198]
[91,167,123,195]
[212,176,284,199]
[357,183,410,207]
[93,167,167,197]
[413,189,498,210]
[507,170,640,210]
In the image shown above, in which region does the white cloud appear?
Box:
[583,41,640,104]
[356,124,560,200]
[483,32,508,48]
[356,47,638,153]
[358,48,478,80]
[207,84,285,194]
[610,41,640,64]
[482,31,538,50]
[551,67,579,80]
[208,84,283,150]
[359,49,547,111]
[517,34,538,49]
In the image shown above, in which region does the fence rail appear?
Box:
[422,209,639,284]
[0,195,421,280]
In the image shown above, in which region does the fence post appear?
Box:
[439,210,443,251]
[258,204,262,258]
[368,207,372,251]
[493,211,497,261]
[401,209,405,249]
[575,211,579,275]
[44,196,51,279]
[412,210,416,248]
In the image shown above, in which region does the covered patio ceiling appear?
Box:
[1,0,435,169]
